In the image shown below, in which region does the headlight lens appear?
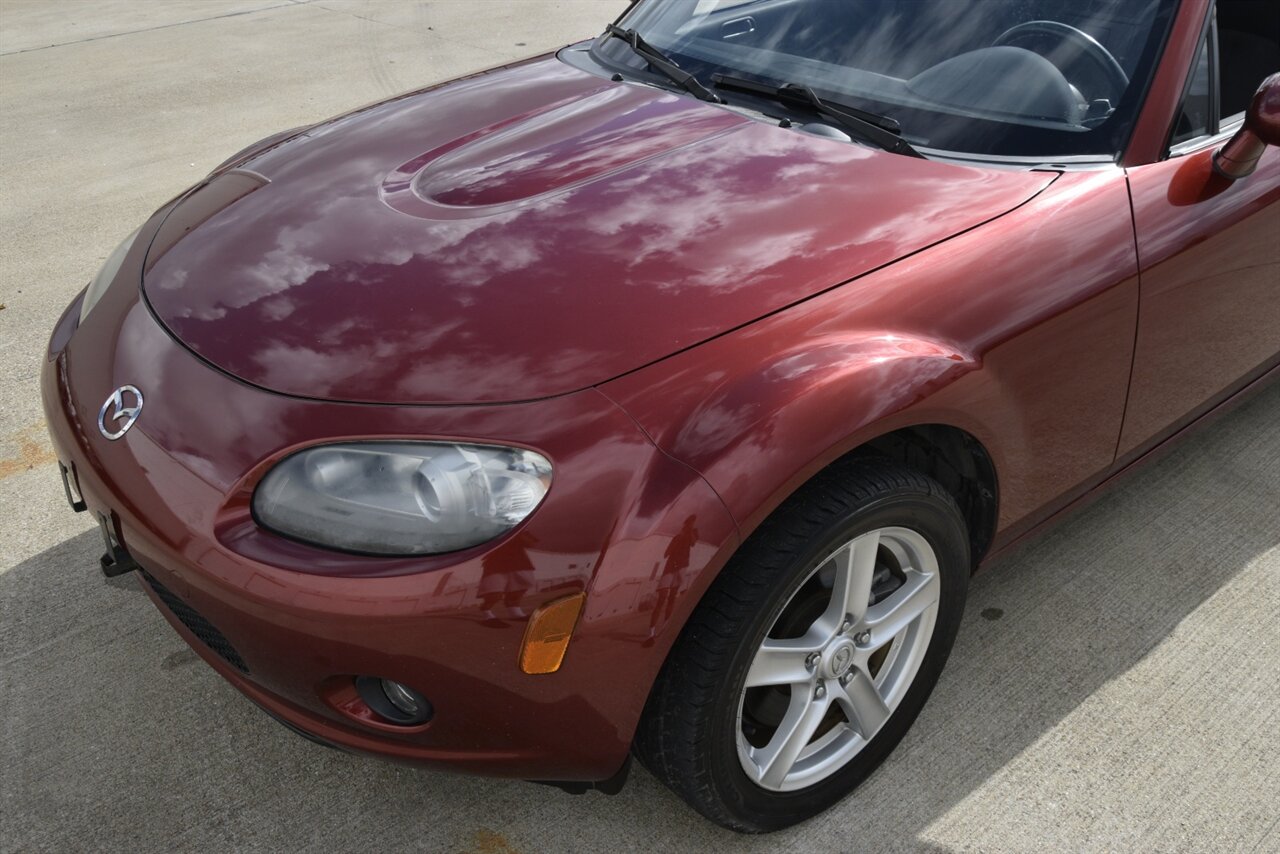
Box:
[253,442,553,556]
[79,228,140,323]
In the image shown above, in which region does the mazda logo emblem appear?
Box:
[98,385,144,440]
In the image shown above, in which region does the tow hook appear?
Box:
[58,462,86,512]
[97,513,139,578]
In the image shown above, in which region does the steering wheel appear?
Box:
[994,21,1129,104]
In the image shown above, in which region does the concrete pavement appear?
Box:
[2,2,1278,851]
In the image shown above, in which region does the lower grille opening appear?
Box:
[141,571,249,674]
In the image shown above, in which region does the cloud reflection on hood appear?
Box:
[143,56,1052,405]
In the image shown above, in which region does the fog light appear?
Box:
[381,680,425,717]
[354,676,433,725]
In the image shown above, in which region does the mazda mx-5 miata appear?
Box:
[42,0,1279,832]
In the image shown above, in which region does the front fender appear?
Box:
[604,328,988,536]
[603,170,1139,549]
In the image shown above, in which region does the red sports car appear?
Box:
[42,0,1279,832]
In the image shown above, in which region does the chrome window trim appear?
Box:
[1167,113,1245,158]
[916,147,1119,171]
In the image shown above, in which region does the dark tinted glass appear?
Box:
[1217,0,1280,119]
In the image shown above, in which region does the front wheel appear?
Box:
[635,459,970,832]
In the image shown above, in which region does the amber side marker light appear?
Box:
[520,592,586,675]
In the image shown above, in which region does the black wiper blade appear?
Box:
[712,74,923,158]
[604,25,723,104]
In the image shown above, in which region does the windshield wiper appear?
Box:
[712,74,923,158]
[604,25,723,104]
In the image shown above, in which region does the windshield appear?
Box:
[593,0,1177,160]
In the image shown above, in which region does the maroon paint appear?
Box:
[141,59,1052,405]
[1120,146,1280,454]
[47,276,739,780]
[41,0,1280,783]
[1253,73,1280,143]
[604,169,1141,550]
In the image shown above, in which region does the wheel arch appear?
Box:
[607,336,1008,773]
[606,329,1005,574]
[857,424,999,569]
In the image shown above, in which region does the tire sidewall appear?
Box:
[705,488,970,829]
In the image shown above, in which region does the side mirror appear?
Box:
[1213,72,1280,180]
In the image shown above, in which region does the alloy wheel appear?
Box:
[735,527,940,792]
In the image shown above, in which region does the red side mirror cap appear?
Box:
[1214,72,1280,180]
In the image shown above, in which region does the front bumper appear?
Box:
[42,276,738,782]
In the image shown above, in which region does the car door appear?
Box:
[1118,0,1280,456]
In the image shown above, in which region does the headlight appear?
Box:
[80,228,141,323]
[253,442,553,556]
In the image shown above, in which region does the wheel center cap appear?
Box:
[820,638,857,680]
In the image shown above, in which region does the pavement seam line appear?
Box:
[0,1,314,57]
[1250,813,1280,854]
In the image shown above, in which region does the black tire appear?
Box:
[634,458,970,832]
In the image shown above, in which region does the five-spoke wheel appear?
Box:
[737,527,940,791]
[637,459,969,832]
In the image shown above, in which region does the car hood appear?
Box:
[142,54,1055,405]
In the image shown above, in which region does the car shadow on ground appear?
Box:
[2,381,1277,852]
